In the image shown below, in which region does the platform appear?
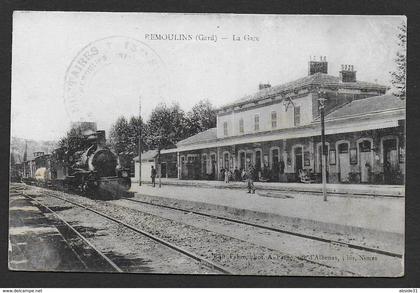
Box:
[132,177,404,197]
[129,182,405,235]
[9,190,86,271]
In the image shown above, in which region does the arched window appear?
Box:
[359,140,371,152]
[338,143,349,153]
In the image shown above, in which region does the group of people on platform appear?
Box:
[219,160,286,184]
[218,160,287,194]
[219,164,257,194]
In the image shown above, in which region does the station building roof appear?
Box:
[133,150,158,162]
[325,95,405,120]
[177,128,217,147]
[219,73,387,111]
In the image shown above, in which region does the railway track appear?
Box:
[23,190,234,274]
[122,197,403,259]
[12,185,402,276]
[20,192,123,272]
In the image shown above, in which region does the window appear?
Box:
[271,111,277,128]
[187,155,197,163]
[254,114,260,131]
[223,121,228,136]
[239,118,244,134]
[294,106,301,126]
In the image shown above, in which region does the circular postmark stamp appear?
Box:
[63,35,167,122]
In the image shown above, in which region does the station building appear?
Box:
[143,58,406,185]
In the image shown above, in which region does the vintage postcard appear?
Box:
[9,12,405,276]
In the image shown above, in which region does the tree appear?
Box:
[109,115,147,168]
[185,99,217,136]
[390,21,406,99]
[58,128,89,155]
[23,142,27,162]
[145,102,188,150]
[109,116,130,155]
[10,152,16,166]
[127,116,147,154]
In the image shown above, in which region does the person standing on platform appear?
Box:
[279,158,286,182]
[234,167,241,181]
[225,168,230,183]
[383,161,392,184]
[247,163,256,194]
[365,162,372,184]
[151,165,157,187]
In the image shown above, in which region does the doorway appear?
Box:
[246,152,253,169]
[255,150,262,171]
[359,140,372,183]
[338,143,350,182]
[383,138,398,184]
[161,162,167,178]
[271,148,279,167]
[239,152,245,170]
[294,147,303,174]
[210,153,217,180]
[223,152,230,170]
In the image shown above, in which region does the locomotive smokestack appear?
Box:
[96,130,106,147]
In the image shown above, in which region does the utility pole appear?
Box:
[23,141,28,177]
[158,148,162,188]
[138,96,142,186]
[318,89,328,201]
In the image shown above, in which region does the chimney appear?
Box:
[339,64,357,82]
[259,83,271,90]
[308,56,328,76]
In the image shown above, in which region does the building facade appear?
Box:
[156,59,405,185]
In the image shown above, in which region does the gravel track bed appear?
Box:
[134,193,402,254]
[113,198,403,276]
[22,187,216,274]
[25,187,352,276]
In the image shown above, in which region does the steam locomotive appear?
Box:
[22,130,132,200]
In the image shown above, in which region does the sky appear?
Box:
[11,12,405,141]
